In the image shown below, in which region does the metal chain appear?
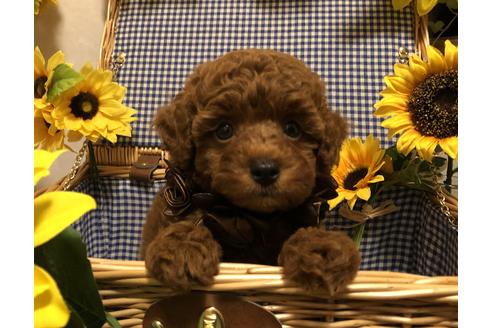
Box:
[111,52,126,82]
[398,47,409,64]
[431,162,458,231]
[62,140,88,191]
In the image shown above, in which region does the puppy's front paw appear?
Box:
[278,227,360,296]
[145,221,222,290]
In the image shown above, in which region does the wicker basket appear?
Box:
[45,0,458,327]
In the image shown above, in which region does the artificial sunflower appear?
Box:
[392,0,438,16]
[34,149,97,328]
[34,47,65,103]
[34,108,64,151]
[328,135,386,210]
[51,63,136,143]
[374,40,458,161]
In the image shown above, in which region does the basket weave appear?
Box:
[92,258,457,328]
[47,0,458,327]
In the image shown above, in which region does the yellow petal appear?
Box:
[347,194,358,210]
[34,47,46,79]
[34,150,66,185]
[370,174,385,183]
[381,113,413,137]
[392,0,412,10]
[426,45,446,74]
[64,115,83,131]
[393,63,416,85]
[327,194,345,210]
[46,51,65,75]
[80,62,94,77]
[408,55,428,81]
[417,0,438,16]
[356,187,371,201]
[444,40,458,70]
[34,191,96,247]
[384,76,412,95]
[387,123,413,139]
[34,265,70,328]
[374,96,409,116]
[416,136,439,161]
[439,137,458,159]
[397,129,421,156]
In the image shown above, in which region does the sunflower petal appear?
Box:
[374,96,408,116]
[328,194,346,210]
[356,187,371,201]
[34,47,46,79]
[393,63,416,85]
[347,194,358,210]
[34,150,65,185]
[416,0,438,16]
[34,191,96,247]
[426,45,446,74]
[444,40,458,70]
[409,55,428,81]
[34,265,70,328]
[387,123,413,139]
[384,76,412,95]
[46,51,65,75]
[397,129,421,156]
[439,137,458,159]
[416,136,439,161]
[368,174,385,184]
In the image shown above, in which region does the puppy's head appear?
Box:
[155,49,346,213]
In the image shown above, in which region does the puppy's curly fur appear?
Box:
[141,49,360,294]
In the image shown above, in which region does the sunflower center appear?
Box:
[408,70,458,139]
[343,168,368,190]
[70,92,99,120]
[34,76,48,98]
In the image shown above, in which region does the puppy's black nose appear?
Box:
[250,158,279,186]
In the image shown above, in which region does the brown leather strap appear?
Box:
[129,154,162,182]
[143,292,282,328]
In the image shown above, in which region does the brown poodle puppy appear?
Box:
[141,49,360,295]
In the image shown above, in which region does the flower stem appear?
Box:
[445,156,454,193]
[353,222,366,250]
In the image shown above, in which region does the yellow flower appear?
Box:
[34,109,65,151]
[392,0,438,16]
[34,47,69,150]
[34,150,96,328]
[34,47,65,102]
[51,63,136,143]
[374,40,458,162]
[328,135,386,210]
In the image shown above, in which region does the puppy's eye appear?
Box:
[215,122,234,140]
[283,121,301,139]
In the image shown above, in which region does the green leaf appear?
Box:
[47,64,83,102]
[66,304,86,328]
[105,312,122,328]
[35,227,106,328]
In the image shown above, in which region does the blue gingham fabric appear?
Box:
[73,0,457,275]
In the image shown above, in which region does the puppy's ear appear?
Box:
[154,91,196,171]
[316,102,347,189]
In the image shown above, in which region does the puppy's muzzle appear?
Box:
[250,158,279,186]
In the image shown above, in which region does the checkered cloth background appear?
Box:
[73,0,457,275]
